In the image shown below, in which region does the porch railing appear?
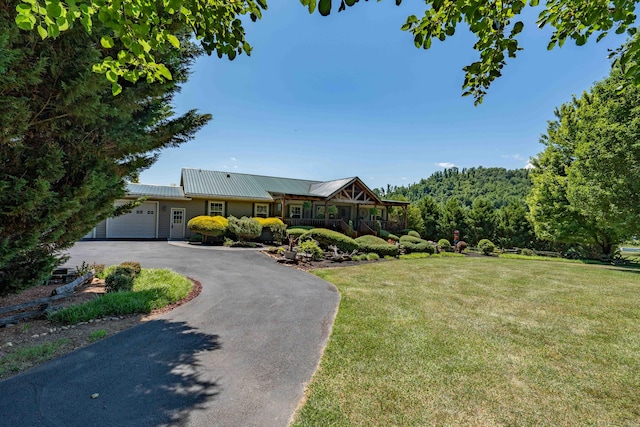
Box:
[285,218,346,231]
[360,220,403,233]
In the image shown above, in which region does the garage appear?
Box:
[106,200,158,239]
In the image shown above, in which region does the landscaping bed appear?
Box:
[0,274,200,380]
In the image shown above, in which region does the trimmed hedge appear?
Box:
[478,239,496,255]
[187,215,228,237]
[255,217,287,242]
[438,239,451,252]
[400,235,436,254]
[408,230,421,238]
[355,235,399,257]
[228,216,262,241]
[299,228,359,252]
[286,228,308,239]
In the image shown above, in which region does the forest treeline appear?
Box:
[376,167,532,208]
[375,167,542,250]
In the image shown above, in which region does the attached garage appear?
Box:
[106,201,158,239]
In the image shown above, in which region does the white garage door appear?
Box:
[107,201,158,238]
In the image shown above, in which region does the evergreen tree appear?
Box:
[439,198,467,242]
[416,195,441,241]
[466,198,496,245]
[496,202,535,249]
[0,3,209,294]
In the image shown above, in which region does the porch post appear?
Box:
[281,196,286,222]
[403,205,408,229]
[324,200,328,228]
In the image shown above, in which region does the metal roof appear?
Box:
[181,169,321,200]
[180,169,387,204]
[309,177,356,197]
[126,183,187,199]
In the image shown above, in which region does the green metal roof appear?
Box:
[126,183,187,199]
[309,177,357,198]
[181,169,321,200]
[180,169,385,203]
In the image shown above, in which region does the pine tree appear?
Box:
[0,3,210,294]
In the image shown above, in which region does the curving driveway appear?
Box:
[0,241,340,427]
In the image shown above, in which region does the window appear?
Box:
[316,205,326,218]
[254,203,269,218]
[208,201,225,216]
[289,204,302,219]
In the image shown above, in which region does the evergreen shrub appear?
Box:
[187,216,228,239]
[408,230,421,238]
[297,239,324,261]
[286,228,308,239]
[228,216,262,242]
[299,228,359,252]
[255,217,287,243]
[400,235,436,254]
[478,239,496,255]
[438,239,451,252]
[355,235,399,257]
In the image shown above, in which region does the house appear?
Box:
[84,169,409,240]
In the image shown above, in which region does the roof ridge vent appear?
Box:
[226,173,231,178]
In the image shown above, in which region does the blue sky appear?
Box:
[140,2,627,190]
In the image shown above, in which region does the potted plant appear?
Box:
[327,205,338,219]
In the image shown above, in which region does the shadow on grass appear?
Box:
[0,319,221,426]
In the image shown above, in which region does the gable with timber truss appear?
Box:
[326,178,381,205]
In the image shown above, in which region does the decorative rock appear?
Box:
[95,319,101,323]
[6,324,15,328]
[31,334,39,338]
[4,342,12,348]
[89,319,94,323]
[61,326,69,330]
[41,333,47,336]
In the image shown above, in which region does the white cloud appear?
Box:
[436,162,455,168]
[401,177,408,180]
[230,157,237,161]
[524,162,534,169]
[234,165,238,169]
[369,177,375,180]
[501,154,524,160]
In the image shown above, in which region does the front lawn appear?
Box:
[293,257,640,426]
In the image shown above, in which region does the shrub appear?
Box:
[228,216,263,242]
[92,263,106,279]
[408,230,421,238]
[355,235,399,257]
[286,228,308,239]
[119,262,141,278]
[387,233,400,242]
[378,229,390,239]
[288,225,314,230]
[398,229,417,236]
[400,235,436,254]
[297,239,324,261]
[521,248,534,256]
[299,228,359,252]
[367,253,380,261]
[438,239,451,252]
[105,272,134,293]
[187,215,228,239]
[255,217,287,243]
[478,239,496,255]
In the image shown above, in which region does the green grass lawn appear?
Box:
[292,257,640,426]
[50,268,192,324]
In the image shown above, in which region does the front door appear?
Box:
[170,208,186,240]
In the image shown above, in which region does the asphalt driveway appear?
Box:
[0,241,340,427]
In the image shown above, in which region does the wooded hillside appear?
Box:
[377,167,532,207]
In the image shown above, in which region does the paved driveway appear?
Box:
[0,242,340,427]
